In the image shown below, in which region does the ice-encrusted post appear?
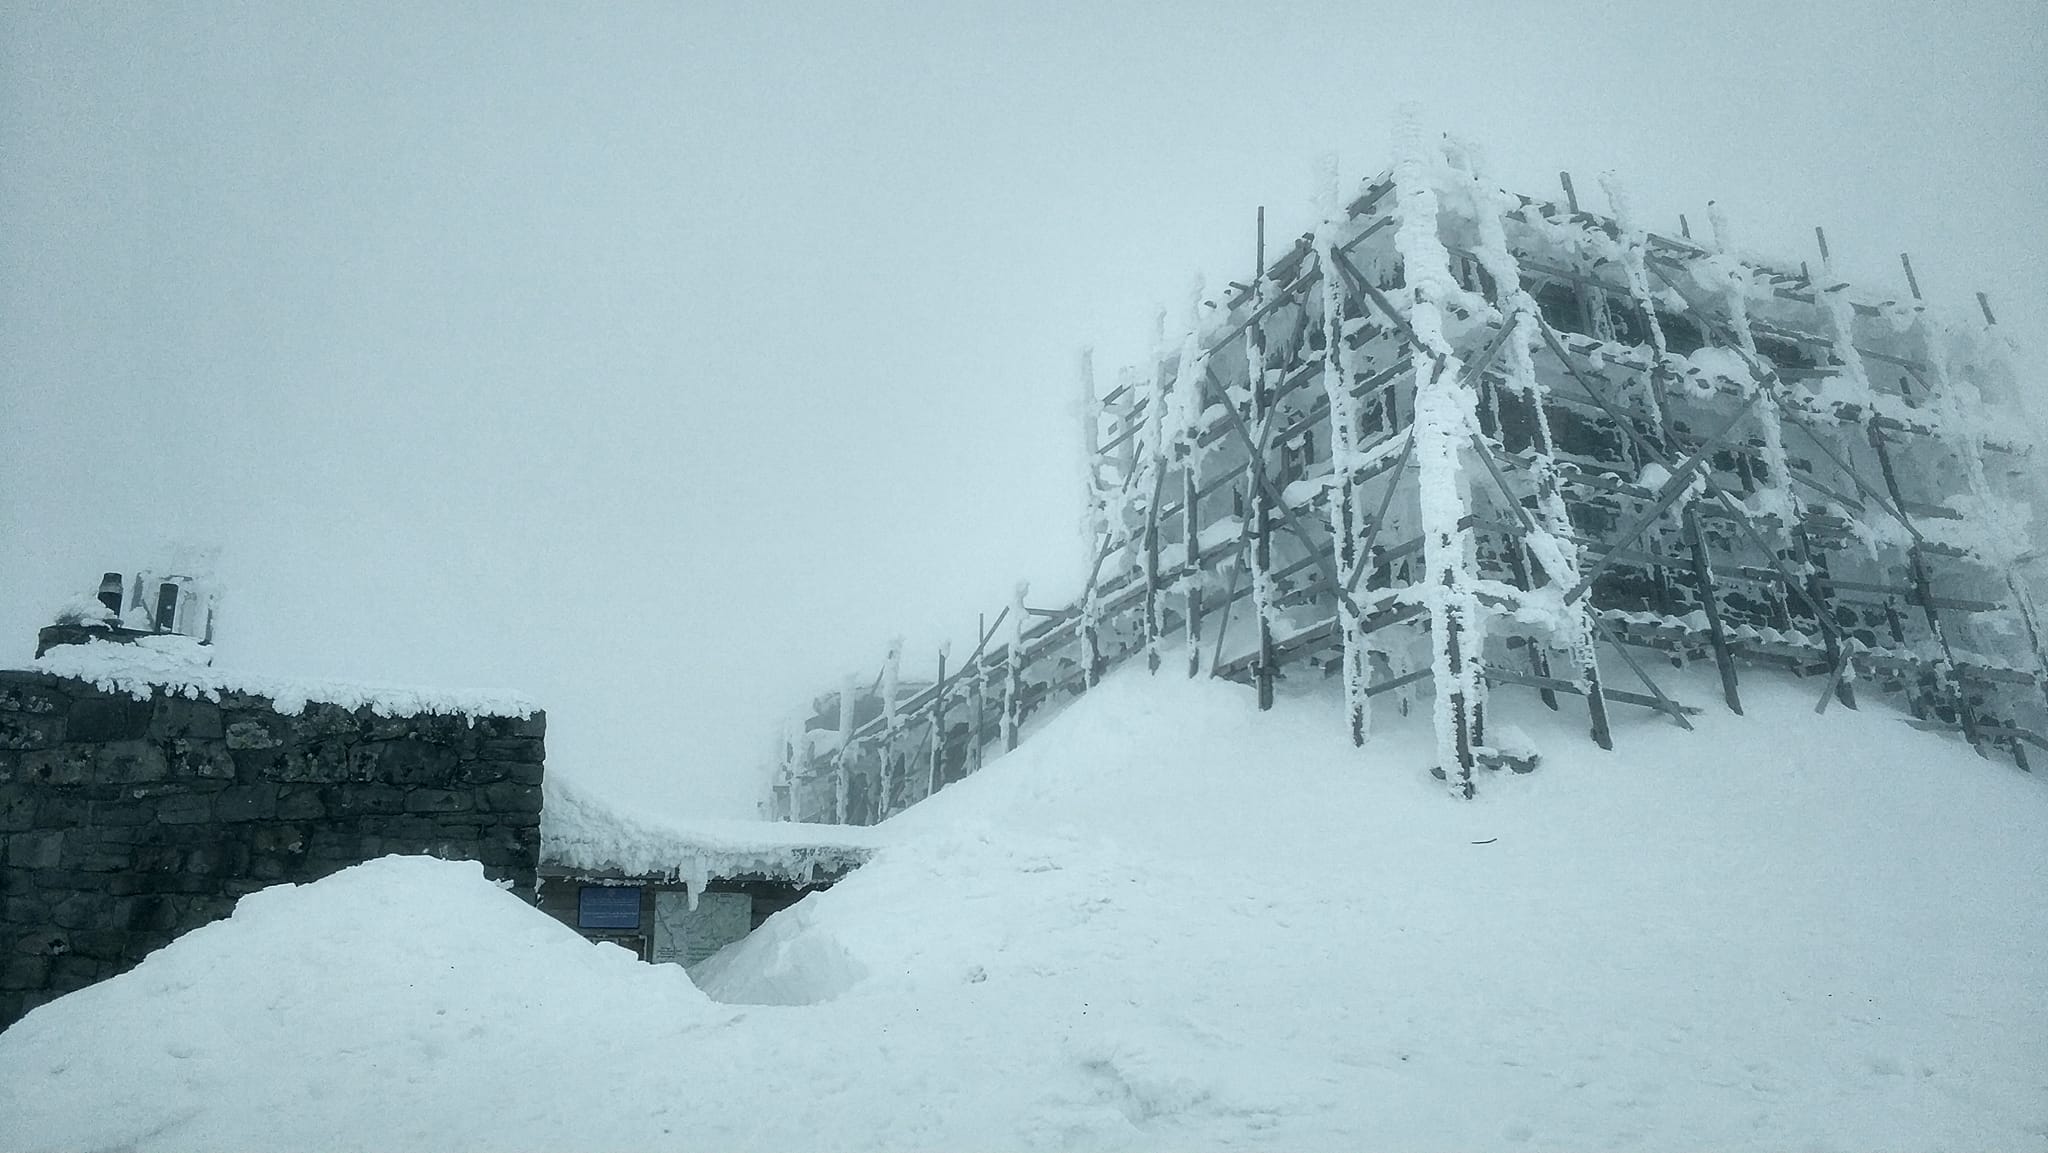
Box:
[877,636,902,817]
[969,613,989,777]
[1316,211,1370,745]
[1079,353,1107,689]
[1803,229,1860,711]
[1247,206,1278,711]
[1393,116,1484,795]
[927,643,949,798]
[1002,581,1027,751]
[1171,280,1209,678]
[1141,332,1170,674]
[833,673,855,824]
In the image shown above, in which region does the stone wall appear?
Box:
[0,669,544,1029]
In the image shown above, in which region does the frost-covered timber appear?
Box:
[776,137,2047,817]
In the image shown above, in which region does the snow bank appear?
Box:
[0,857,714,1153]
[542,775,879,891]
[18,637,536,719]
[3,664,2044,1151]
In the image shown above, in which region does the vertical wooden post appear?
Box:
[833,673,855,825]
[1003,583,1026,751]
[927,647,948,798]
[1249,207,1276,711]
[970,613,987,776]
[1685,503,1744,713]
[1183,455,1203,677]
[1144,468,1164,673]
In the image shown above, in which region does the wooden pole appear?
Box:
[1685,503,1744,713]
[927,647,948,797]
[1184,454,1203,677]
[1250,207,1277,711]
[1003,583,1026,751]
[970,615,986,776]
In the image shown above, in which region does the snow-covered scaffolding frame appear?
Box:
[774,137,2047,816]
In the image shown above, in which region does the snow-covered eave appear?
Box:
[542,777,879,891]
[13,639,538,720]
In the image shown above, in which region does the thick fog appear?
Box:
[4,1,2042,817]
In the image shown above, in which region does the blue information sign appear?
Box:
[578,886,642,930]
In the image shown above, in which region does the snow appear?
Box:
[16,638,535,719]
[542,776,880,895]
[6,662,2044,1151]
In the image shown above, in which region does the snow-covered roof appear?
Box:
[14,637,538,720]
[541,777,879,889]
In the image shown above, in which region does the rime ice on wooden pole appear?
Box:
[1393,112,1484,795]
[1247,207,1277,711]
[834,673,855,825]
[1002,581,1027,751]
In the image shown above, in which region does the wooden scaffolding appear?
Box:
[773,137,2047,818]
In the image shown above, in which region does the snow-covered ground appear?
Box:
[3,664,2044,1151]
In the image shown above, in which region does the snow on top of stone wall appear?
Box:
[15,638,537,720]
[542,775,878,892]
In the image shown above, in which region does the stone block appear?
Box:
[0,711,63,751]
[0,955,49,990]
[275,738,355,783]
[230,745,285,779]
[148,696,222,741]
[482,781,544,814]
[289,703,361,743]
[165,739,235,780]
[150,696,223,740]
[4,896,50,926]
[69,841,133,873]
[215,785,278,822]
[249,824,307,856]
[476,738,545,764]
[48,955,109,994]
[49,891,111,930]
[349,739,459,786]
[64,697,151,742]
[156,794,214,824]
[404,789,473,814]
[95,740,169,784]
[0,788,33,832]
[34,793,90,829]
[66,928,129,961]
[370,816,443,846]
[6,830,64,870]
[183,842,250,878]
[90,799,160,827]
[14,929,68,956]
[0,677,69,716]
[471,712,545,741]
[224,716,285,750]
[19,745,94,787]
[116,895,178,933]
[329,784,406,816]
[275,787,326,820]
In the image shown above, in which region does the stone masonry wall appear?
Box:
[0,669,544,1029]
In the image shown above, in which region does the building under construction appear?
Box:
[772,131,2047,817]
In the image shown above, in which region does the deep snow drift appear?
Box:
[3,665,2044,1151]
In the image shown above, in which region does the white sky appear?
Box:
[4,1,2042,817]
